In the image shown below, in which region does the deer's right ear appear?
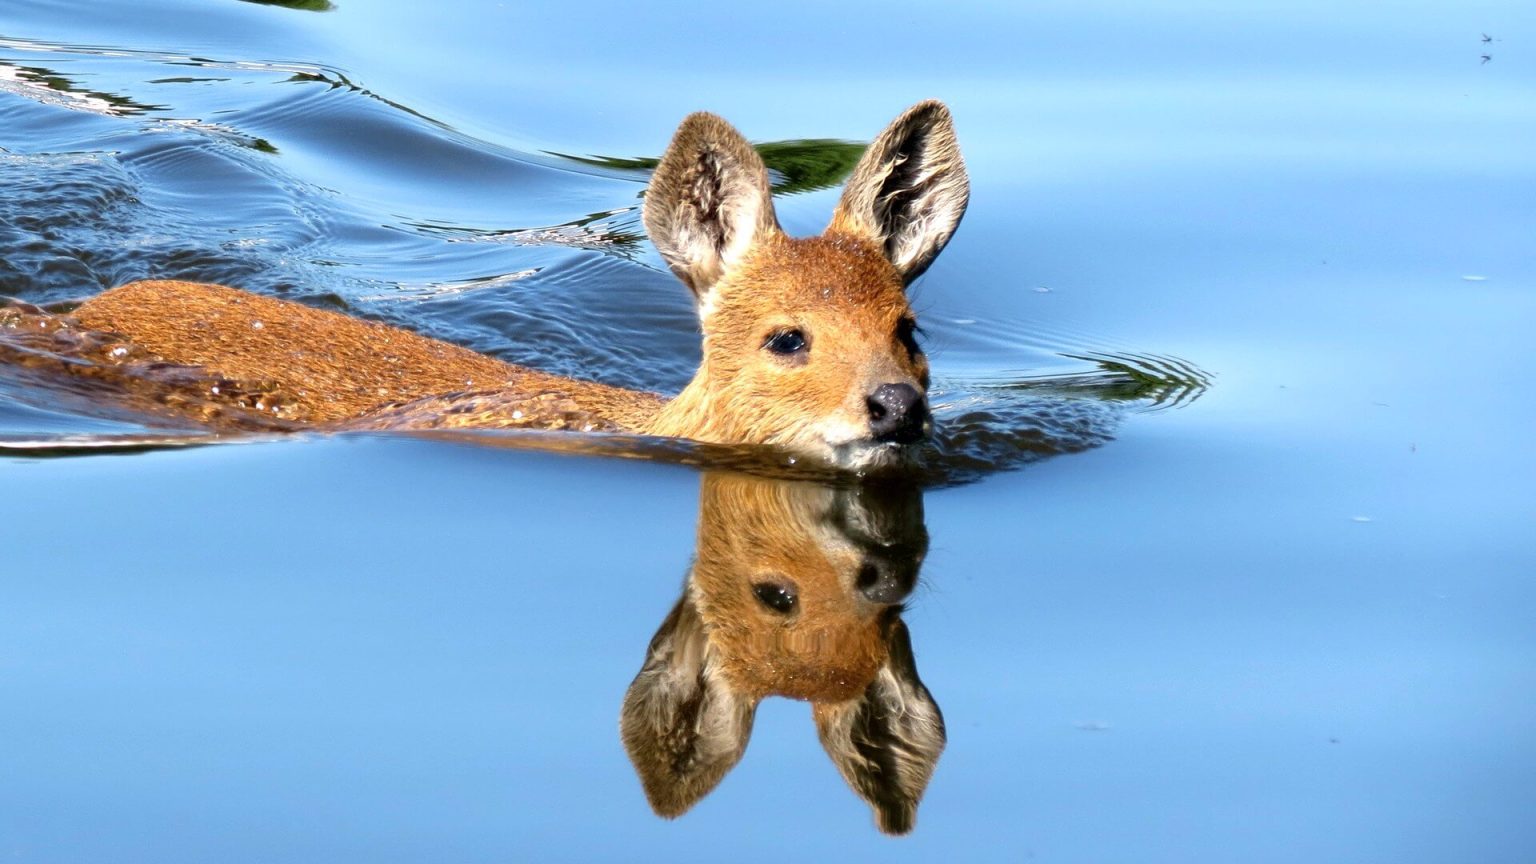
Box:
[813,619,945,835]
[620,591,757,819]
[829,100,969,285]
[643,112,782,304]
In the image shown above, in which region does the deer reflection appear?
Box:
[621,472,942,835]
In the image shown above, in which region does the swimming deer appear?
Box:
[621,471,942,834]
[64,101,969,467]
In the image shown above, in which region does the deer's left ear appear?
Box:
[813,619,946,835]
[620,592,757,819]
[830,100,970,284]
[644,112,783,303]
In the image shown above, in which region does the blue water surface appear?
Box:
[2,1,1533,861]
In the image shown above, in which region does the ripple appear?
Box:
[443,254,700,394]
[922,395,1120,486]
[961,351,1212,411]
[0,57,163,116]
[408,206,648,258]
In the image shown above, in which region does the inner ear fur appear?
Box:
[830,100,970,284]
[813,619,946,835]
[643,112,782,301]
[619,591,757,819]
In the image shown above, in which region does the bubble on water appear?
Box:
[251,320,264,329]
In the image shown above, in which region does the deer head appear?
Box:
[643,102,970,469]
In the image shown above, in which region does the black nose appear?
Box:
[856,560,917,605]
[866,383,929,444]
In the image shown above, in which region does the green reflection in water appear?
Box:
[559,138,868,196]
[236,0,336,11]
[987,352,1211,410]
[0,60,164,115]
[0,59,278,152]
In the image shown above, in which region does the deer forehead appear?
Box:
[707,235,911,329]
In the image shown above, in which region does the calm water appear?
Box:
[3,0,1534,861]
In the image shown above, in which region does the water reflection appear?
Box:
[408,207,648,259]
[235,0,335,11]
[0,58,163,116]
[555,138,869,196]
[622,471,942,835]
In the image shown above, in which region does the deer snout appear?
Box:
[866,383,931,444]
[856,558,918,605]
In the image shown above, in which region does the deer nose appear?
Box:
[866,383,930,444]
[856,560,917,605]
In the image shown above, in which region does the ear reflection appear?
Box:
[620,471,943,835]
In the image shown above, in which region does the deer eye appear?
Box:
[896,317,923,357]
[764,328,809,356]
[752,580,798,614]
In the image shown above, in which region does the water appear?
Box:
[2,1,1533,861]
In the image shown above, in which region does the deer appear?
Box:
[58,101,969,468]
[621,470,942,834]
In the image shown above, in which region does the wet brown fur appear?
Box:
[71,281,664,430]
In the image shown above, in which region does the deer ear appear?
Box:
[620,591,757,819]
[643,112,782,304]
[813,619,945,835]
[830,100,970,284]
